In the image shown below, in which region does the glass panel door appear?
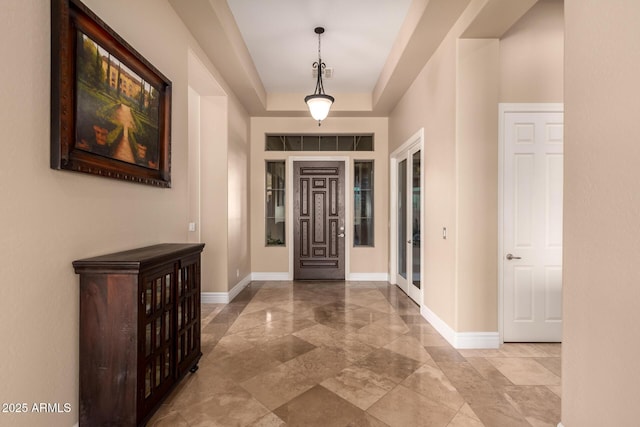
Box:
[398,159,407,283]
[394,146,422,304]
[411,150,421,292]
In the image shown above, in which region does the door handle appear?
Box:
[338,233,345,238]
[407,240,412,244]
[506,253,521,260]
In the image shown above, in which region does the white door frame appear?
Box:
[287,156,351,280]
[498,103,564,343]
[390,129,424,304]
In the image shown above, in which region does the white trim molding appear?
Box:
[251,272,291,281]
[347,272,389,281]
[421,305,500,349]
[201,273,252,303]
[200,292,228,304]
[557,423,564,427]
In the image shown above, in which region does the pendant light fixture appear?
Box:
[304,27,334,125]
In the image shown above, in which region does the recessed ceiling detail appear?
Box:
[226,0,412,93]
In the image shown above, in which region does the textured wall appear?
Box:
[563,0,640,425]
[0,0,194,424]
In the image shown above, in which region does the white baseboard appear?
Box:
[201,274,251,304]
[251,272,291,281]
[420,305,500,349]
[347,272,389,281]
[251,272,389,281]
[201,292,229,304]
[229,274,252,301]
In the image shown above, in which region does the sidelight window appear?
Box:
[354,160,374,246]
[265,161,286,246]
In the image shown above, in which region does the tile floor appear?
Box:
[149,281,561,427]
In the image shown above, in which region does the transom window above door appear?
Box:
[265,134,374,151]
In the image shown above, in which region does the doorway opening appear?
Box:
[390,129,424,305]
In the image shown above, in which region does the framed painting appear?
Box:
[51,0,171,187]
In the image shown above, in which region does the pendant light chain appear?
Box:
[314,29,326,96]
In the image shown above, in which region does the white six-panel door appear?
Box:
[502,108,563,342]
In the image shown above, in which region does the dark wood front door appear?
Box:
[294,161,345,280]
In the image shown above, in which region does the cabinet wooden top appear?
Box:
[73,243,205,274]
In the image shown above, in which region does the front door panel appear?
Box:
[294,161,345,280]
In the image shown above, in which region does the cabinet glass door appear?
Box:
[141,268,175,412]
[176,258,201,375]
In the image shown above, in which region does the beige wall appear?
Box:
[187,50,251,293]
[455,37,500,332]
[389,0,488,329]
[0,1,189,424]
[0,0,247,424]
[199,95,229,291]
[227,97,251,287]
[563,1,640,425]
[250,117,389,277]
[500,0,564,103]
[389,0,563,333]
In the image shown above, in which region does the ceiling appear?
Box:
[226,0,412,94]
[170,0,538,116]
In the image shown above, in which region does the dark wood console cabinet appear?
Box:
[73,243,205,426]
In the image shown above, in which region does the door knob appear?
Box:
[506,253,521,260]
[407,239,412,244]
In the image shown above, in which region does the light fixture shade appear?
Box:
[305,94,334,122]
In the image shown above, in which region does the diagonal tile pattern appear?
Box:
[149,281,561,427]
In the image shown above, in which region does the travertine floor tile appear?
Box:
[273,385,380,426]
[241,362,317,410]
[148,281,563,427]
[469,400,531,427]
[261,333,317,363]
[208,347,282,383]
[499,343,550,358]
[534,356,562,377]
[547,384,562,398]
[488,357,560,386]
[465,357,514,392]
[367,384,457,427]
[247,412,286,427]
[321,366,397,410]
[350,322,406,347]
[447,410,485,427]
[503,385,561,427]
[354,347,423,384]
[426,346,467,363]
[170,377,270,426]
[401,363,466,412]
[147,408,189,427]
[384,334,434,363]
[286,346,351,382]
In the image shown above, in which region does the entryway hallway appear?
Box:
[149,281,561,426]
